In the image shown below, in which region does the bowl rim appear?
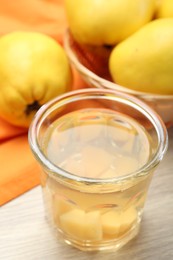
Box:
[64,29,173,101]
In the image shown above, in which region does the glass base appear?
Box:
[54,220,140,252]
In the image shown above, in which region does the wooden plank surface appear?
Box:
[0,128,173,260]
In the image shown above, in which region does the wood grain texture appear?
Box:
[1,128,173,260]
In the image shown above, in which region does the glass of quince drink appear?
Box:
[29,88,168,251]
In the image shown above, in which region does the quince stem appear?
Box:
[25,100,41,116]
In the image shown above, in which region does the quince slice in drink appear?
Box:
[82,145,113,178]
[60,209,85,239]
[110,156,139,177]
[108,120,137,144]
[101,210,121,236]
[60,209,102,240]
[85,211,102,240]
[60,156,85,177]
[101,207,137,238]
[75,124,104,143]
[103,156,138,178]
[122,135,136,153]
[119,207,138,235]
[52,195,76,224]
[74,110,106,142]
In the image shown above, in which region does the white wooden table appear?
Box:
[1,128,173,260]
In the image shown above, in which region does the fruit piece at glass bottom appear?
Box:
[59,208,102,241]
[52,195,76,224]
[119,207,138,235]
[101,210,121,236]
[101,206,138,238]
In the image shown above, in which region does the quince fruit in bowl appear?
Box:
[64,0,173,127]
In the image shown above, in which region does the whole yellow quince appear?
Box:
[109,18,173,95]
[65,0,155,46]
[156,0,173,18]
[0,31,73,127]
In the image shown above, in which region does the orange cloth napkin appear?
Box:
[0,0,88,206]
[0,0,67,44]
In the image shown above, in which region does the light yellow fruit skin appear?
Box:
[65,0,155,46]
[156,0,173,18]
[155,0,163,9]
[109,18,173,95]
[0,31,73,127]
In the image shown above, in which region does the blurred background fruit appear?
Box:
[65,0,155,46]
[63,1,173,126]
[109,18,173,95]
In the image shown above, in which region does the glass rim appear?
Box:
[28,88,168,185]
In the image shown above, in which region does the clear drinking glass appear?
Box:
[28,88,168,252]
